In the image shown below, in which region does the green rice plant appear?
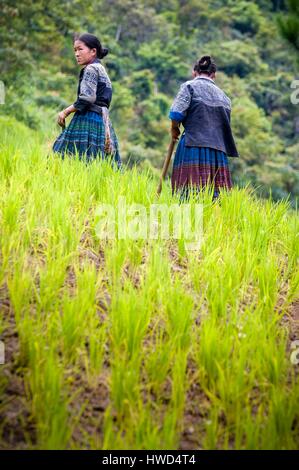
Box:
[83,316,108,387]
[164,277,194,350]
[26,336,73,449]
[260,383,299,449]
[1,117,298,450]
[143,331,174,397]
[253,252,280,316]
[109,278,151,361]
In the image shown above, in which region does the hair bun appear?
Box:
[199,55,211,70]
[100,47,109,59]
[193,55,216,76]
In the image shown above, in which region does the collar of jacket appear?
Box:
[90,58,101,64]
[81,57,101,70]
[79,57,101,77]
[194,76,215,83]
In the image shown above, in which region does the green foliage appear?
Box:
[277,0,299,52]
[208,39,268,77]
[229,0,263,35]
[0,0,298,203]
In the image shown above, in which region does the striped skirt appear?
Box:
[171,134,232,200]
[52,110,121,167]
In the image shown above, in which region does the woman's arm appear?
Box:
[57,64,99,127]
[169,82,192,140]
[73,64,98,112]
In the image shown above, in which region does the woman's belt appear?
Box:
[88,103,108,114]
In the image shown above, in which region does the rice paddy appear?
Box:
[0,116,298,449]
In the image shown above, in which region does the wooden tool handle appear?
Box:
[156,139,176,196]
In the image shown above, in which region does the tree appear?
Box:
[277,0,299,52]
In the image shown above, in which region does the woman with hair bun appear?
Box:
[169,55,238,201]
[53,33,121,166]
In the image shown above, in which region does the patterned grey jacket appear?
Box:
[73,58,112,114]
[169,76,239,157]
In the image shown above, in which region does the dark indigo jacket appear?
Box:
[169,76,239,158]
[73,58,112,113]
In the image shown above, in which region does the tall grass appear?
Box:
[0,117,298,449]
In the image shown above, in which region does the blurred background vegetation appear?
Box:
[1,0,298,205]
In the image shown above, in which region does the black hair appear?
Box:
[73,33,109,59]
[194,55,216,76]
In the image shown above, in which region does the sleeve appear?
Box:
[73,64,98,112]
[169,82,192,122]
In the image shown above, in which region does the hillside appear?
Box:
[0,118,298,449]
[1,0,299,205]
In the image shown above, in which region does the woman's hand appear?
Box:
[171,125,180,141]
[57,111,67,128]
[171,119,181,141]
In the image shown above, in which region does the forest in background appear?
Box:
[1,0,298,204]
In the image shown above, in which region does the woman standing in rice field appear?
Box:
[52,33,121,167]
[169,55,238,201]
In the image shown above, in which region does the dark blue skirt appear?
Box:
[52,110,122,167]
[172,134,233,200]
